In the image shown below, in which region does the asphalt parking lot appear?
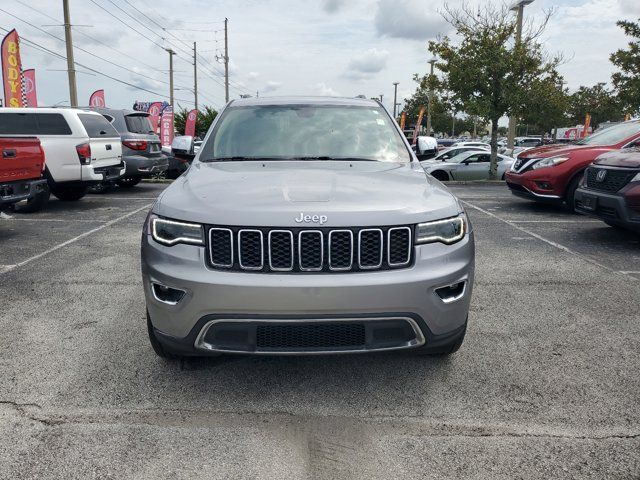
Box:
[1,182,638,479]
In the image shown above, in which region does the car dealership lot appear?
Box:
[0,183,638,479]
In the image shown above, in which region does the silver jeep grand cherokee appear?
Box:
[141,97,474,358]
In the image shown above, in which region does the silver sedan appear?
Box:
[422,151,514,181]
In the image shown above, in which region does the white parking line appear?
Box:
[84,197,159,200]
[0,203,152,276]
[461,200,639,282]
[509,220,604,224]
[3,218,107,223]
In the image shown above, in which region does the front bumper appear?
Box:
[0,178,47,207]
[141,231,475,355]
[82,161,127,183]
[123,155,169,177]
[505,171,563,203]
[575,187,640,231]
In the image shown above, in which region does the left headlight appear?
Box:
[531,156,569,170]
[150,215,204,246]
[416,213,466,245]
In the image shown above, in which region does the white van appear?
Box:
[0,108,124,208]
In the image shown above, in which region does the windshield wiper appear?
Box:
[287,156,378,162]
[201,156,266,162]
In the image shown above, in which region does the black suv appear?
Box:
[91,108,169,187]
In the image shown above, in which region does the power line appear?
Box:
[0,7,191,91]
[0,26,194,104]
[15,0,167,77]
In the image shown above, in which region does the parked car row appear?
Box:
[506,119,640,232]
[0,107,190,213]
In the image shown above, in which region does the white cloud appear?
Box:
[618,0,640,15]
[374,0,450,40]
[315,82,340,96]
[262,81,282,93]
[346,48,389,79]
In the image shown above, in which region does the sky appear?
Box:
[2,0,640,113]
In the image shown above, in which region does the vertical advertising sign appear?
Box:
[400,111,406,131]
[1,29,25,108]
[23,68,37,107]
[582,114,591,138]
[147,101,164,132]
[412,107,426,145]
[160,106,174,147]
[185,109,198,137]
[89,89,106,107]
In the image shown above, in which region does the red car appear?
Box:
[505,120,640,211]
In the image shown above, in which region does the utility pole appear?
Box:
[62,0,77,106]
[165,48,175,109]
[392,82,399,118]
[224,18,229,103]
[507,0,534,148]
[193,42,198,111]
[451,112,456,137]
[426,58,436,136]
[379,94,383,102]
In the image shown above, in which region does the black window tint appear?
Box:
[78,113,119,138]
[0,113,38,134]
[36,113,72,134]
[478,154,490,162]
[124,114,152,134]
[0,113,71,135]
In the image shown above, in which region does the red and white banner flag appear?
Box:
[160,106,174,147]
[185,109,198,137]
[23,68,37,107]
[1,29,25,108]
[147,101,164,133]
[89,89,105,107]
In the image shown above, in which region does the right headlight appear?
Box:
[150,215,204,246]
[415,213,466,245]
[531,156,569,170]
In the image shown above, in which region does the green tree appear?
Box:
[520,73,570,135]
[174,105,218,138]
[428,3,560,178]
[567,83,622,128]
[610,19,640,115]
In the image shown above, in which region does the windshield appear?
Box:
[125,114,154,134]
[200,105,411,162]
[576,121,640,146]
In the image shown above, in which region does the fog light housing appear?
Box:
[535,181,552,190]
[151,282,186,305]
[435,281,466,303]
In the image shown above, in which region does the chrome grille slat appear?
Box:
[207,226,412,273]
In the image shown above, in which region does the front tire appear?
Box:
[51,185,88,201]
[564,175,582,213]
[431,170,450,182]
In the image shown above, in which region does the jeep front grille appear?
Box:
[585,167,636,193]
[207,226,413,273]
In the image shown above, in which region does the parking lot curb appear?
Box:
[142,179,174,184]
[445,180,506,185]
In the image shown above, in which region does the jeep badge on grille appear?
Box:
[295,212,328,225]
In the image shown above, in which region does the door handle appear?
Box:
[2,149,16,158]
[106,144,112,150]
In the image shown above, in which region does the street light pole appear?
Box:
[507,0,534,148]
[165,48,176,109]
[426,58,436,136]
[392,82,399,118]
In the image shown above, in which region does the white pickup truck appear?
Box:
[0,108,124,210]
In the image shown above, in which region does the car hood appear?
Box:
[155,160,462,227]
[594,148,640,168]
[519,143,611,159]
